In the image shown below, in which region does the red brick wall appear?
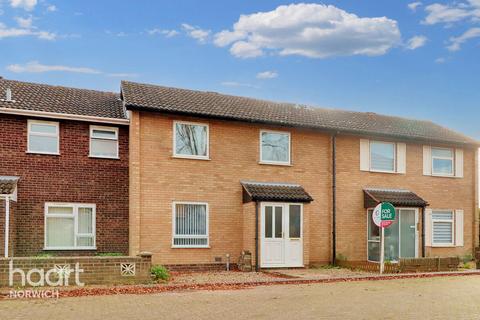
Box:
[0,114,129,256]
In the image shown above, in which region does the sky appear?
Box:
[1,0,479,138]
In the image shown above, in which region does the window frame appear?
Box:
[171,201,209,248]
[44,202,96,250]
[431,147,454,177]
[431,209,455,247]
[259,129,292,166]
[172,120,210,160]
[27,119,60,155]
[89,125,119,159]
[369,140,396,173]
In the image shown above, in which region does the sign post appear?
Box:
[372,202,396,274]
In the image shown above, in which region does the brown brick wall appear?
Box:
[0,114,129,256]
[0,254,151,287]
[129,111,332,265]
[335,135,478,261]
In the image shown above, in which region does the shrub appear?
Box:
[151,265,170,281]
[95,252,123,256]
[35,253,54,258]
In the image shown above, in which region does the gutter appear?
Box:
[0,108,130,125]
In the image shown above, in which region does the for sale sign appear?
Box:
[372,202,396,228]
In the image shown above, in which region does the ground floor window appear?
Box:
[431,210,454,246]
[44,203,96,250]
[367,208,417,262]
[172,202,209,248]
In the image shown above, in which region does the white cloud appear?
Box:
[6,61,138,78]
[221,81,258,89]
[447,27,480,51]
[14,15,33,28]
[405,35,428,49]
[6,61,101,74]
[10,0,37,11]
[148,28,179,38]
[181,23,210,44]
[435,57,446,63]
[213,3,401,59]
[46,5,57,12]
[0,22,56,40]
[256,71,278,79]
[408,2,422,12]
[423,1,480,25]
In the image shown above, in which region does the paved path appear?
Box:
[2,275,480,319]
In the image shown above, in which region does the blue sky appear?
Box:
[1,1,479,138]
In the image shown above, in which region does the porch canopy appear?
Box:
[241,181,313,203]
[363,188,428,208]
[0,176,19,197]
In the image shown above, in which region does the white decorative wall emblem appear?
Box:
[120,263,136,276]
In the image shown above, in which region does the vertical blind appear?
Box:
[45,204,95,249]
[174,203,208,247]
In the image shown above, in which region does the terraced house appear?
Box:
[0,78,477,270]
[0,79,129,257]
[122,81,479,269]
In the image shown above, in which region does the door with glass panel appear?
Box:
[261,203,303,268]
[367,208,418,262]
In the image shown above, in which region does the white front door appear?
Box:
[261,203,303,268]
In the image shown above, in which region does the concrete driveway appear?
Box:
[2,275,480,319]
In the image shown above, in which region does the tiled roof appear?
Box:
[0,176,19,195]
[121,80,478,146]
[241,181,313,203]
[0,79,127,120]
[363,188,428,208]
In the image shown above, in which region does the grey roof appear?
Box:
[241,181,313,203]
[122,80,478,146]
[0,79,127,120]
[0,176,19,195]
[364,188,428,208]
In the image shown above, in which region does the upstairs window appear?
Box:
[431,147,454,176]
[27,120,59,155]
[90,126,119,159]
[173,121,209,159]
[260,130,291,165]
[370,141,395,172]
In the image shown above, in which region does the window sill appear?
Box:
[258,161,292,167]
[171,246,210,249]
[43,247,97,251]
[430,244,455,248]
[172,155,211,161]
[369,169,397,174]
[26,151,60,156]
[89,155,120,160]
[430,174,457,179]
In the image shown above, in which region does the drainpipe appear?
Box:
[332,134,337,265]
[4,196,10,258]
[255,201,259,271]
[421,205,426,258]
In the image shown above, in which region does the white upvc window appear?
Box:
[173,121,209,160]
[369,141,396,173]
[90,125,119,159]
[431,147,454,176]
[172,202,209,248]
[260,130,291,165]
[431,210,454,246]
[44,203,96,250]
[27,120,59,155]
